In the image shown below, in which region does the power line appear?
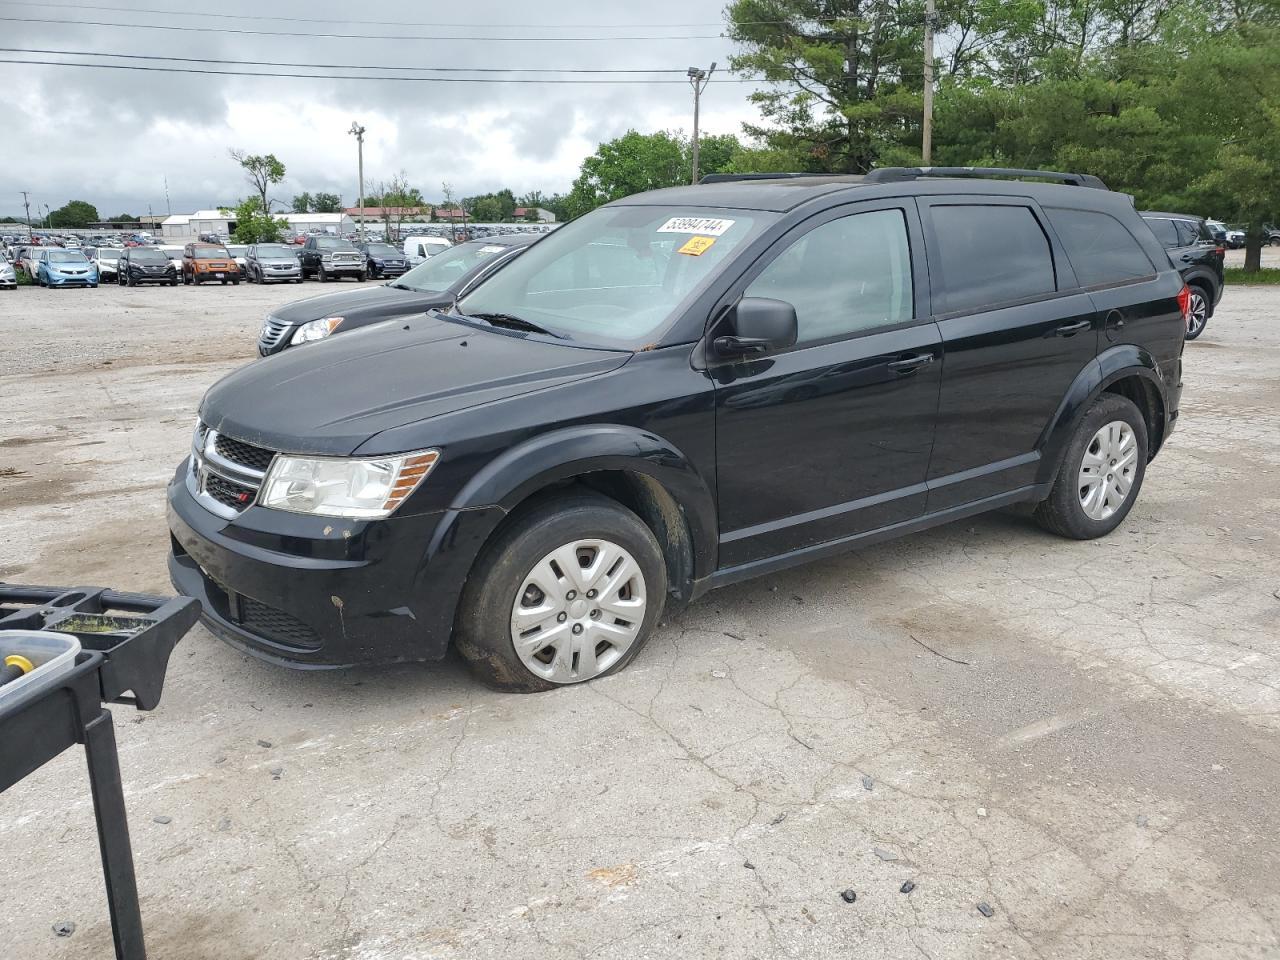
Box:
[0,57,765,84]
[0,16,725,42]
[0,47,692,74]
[0,0,844,29]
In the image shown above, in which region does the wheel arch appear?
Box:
[430,424,718,605]
[1035,346,1168,488]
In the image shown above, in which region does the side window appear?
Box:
[744,208,913,344]
[1175,219,1202,246]
[1145,218,1179,247]
[1044,208,1155,288]
[930,204,1056,314]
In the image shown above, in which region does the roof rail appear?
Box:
[864,166,1108,190]
[698,172,836,185]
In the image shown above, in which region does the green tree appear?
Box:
[366,173,425,240]
[109,212,139,223]
[48,200,100,228]
[228,196,288,243]
[312,192,342,213]
[291,193,313,213]
[229,150,286,213]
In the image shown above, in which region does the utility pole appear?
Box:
[348,121,366,242]
[164,175,172,216]
[687,62,717,185]
[921,0,936,165]
[43,204,51,231]
[20,191,33,241]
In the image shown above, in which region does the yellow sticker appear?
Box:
[677,236,717,256]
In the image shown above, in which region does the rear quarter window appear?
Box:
[1044,208,1155,288]
[1145,218,1180,247]
[931,204,1057,314]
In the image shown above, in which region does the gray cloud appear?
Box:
[0,0,761,217]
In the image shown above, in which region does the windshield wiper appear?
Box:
[387,281,413,290]
[463,311,568,340]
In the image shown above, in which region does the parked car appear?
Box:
[226,244,249,279]
[36,248,98,287]
[246,243,303,284]
[1222,224,1246,249]
[182,242,240,285]
[403,235,452,267]
[169,167,1187,691]
[158,245,185,272]
[1266,225,1280,247]
[16,246,42,278]
[357,242,410,279]
[0,254,15,290]
[298,236,366,282]
[86,246,122,281]
[1140,211,1224,340]
[1203,219,1228,245]
[257,234,536,355]
[117,245,179,286]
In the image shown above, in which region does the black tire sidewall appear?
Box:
[1040,394,1148,539]
[455,495,668,693]
[1185,283,1210,340]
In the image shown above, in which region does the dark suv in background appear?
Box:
[1140,211,1224,339]
[170,167,1187,693]
[357,242,410,279]
[117,246,179,286]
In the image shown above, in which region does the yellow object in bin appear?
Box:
[0,654,34,687]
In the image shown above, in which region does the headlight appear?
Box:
[290,316,344,345]
[259,450,440,518]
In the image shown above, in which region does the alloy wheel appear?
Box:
[1078,420,1138,522]
[510,539,647,684]
[1188,290,1208,337]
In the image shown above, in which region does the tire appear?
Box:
[1185,283,1210,340]
[318,265,328,283]
[231,277,239,286]
[1035,394,1148,540]
[455,492,667,693]
[358,270,367,282]
[117,272,125,286]
[169,279,177,287]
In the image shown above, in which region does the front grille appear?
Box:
[205,472,257,511]
[259,315,292,350]
[214,433,274,472]
[238,597,322,650]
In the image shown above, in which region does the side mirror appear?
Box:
[713,297,798,358]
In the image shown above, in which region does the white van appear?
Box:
[403,236,452,266]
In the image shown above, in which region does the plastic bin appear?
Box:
[0,629,82,708]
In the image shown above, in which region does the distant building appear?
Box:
[161,210,355,240]
[344,206,433,225]
[513,207,557,223]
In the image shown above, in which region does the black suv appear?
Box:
[1140,211,1224,340]
[357,241,410,279]
[297,236,367,282]
[116,246,178,286]
[168,168,1187,692]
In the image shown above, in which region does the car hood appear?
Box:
[201,312,630,455]
[270,284,428,325]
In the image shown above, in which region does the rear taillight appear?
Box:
[1215,246,1225,257]
[1177,284,1192,331]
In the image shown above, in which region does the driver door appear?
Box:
[711,202,942,569]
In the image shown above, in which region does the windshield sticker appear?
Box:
[479,245,505,253]
[657,216,736,236]
[677,236,718,256]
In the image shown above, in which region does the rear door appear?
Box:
[712,201,941,567]
[918,196,1098,510]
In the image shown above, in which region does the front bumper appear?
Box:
[46,272,98,286]
[371,261,409,277]
[166,462,501,667]
[258,263,301,282]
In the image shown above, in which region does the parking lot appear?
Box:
[1,280,1278,958]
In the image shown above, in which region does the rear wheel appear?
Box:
[455,493,667,693]
[1185,284,1210,340]
[1035,394,1148,540]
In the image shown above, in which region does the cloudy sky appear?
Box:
[0,0,766,219]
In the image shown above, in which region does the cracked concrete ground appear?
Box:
[1,280,1278,960]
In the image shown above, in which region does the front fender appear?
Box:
[1035,344,1167,487]
[428,423,718,582]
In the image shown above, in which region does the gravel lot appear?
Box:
[1,279,1278,960]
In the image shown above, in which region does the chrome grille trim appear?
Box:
[258,314,292,350]
[189,423,274,519]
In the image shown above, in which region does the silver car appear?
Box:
[0,255,15,289]
[246,243,303,284]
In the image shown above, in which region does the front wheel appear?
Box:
[455,493,667,693]
[1035,394,1148,540]
[1185,285,1210,340]
[318,265,328,282]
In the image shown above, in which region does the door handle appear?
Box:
[1055,319,1092,337]
[886,352,935,374]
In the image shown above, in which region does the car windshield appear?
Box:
[393,242,512,293]
[131,249,168,263]
[227,245,247,256]
[47,250,89,263]
[256,245,294,257]
[365,244,399,257]
[96,248,120,258]
[457,206,766,347]
[315,237,353,250]
[192,245,229,259]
